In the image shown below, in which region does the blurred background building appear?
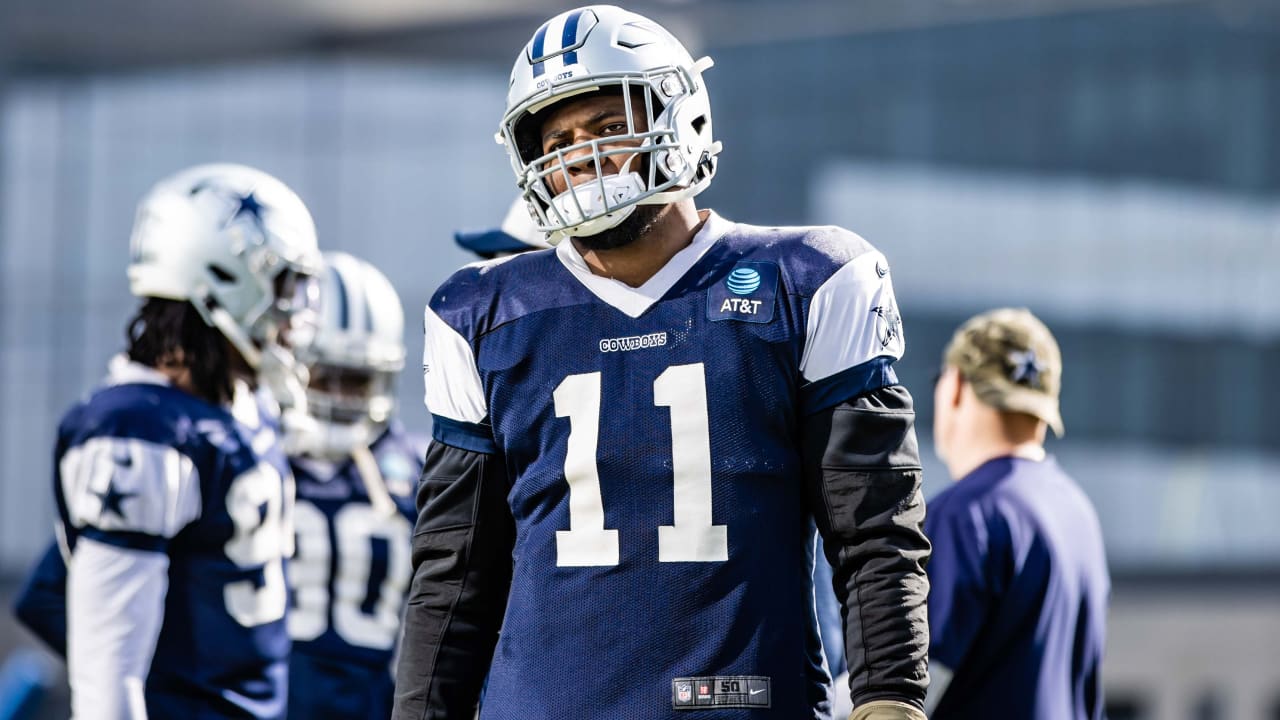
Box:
[1,1,1277,718]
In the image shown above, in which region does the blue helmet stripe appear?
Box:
[328,264,349,330]
[560,10,585,67]
[530,21,550,78]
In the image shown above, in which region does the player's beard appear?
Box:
[574,204,665,252]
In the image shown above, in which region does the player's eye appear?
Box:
[599,122,628,136]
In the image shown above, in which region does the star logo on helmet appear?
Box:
[190,180,270,232]
[232,191,267,225]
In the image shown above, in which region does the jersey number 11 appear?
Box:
[553,362,728,567]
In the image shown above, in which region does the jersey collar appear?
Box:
[105,354,171,387]
[554,210,730,318]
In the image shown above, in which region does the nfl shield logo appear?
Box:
[677,683,691,702]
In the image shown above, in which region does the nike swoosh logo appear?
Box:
[750,689,766,696]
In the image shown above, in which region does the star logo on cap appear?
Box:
[1008,348,1045,389]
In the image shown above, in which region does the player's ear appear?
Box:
[945,366,965,409]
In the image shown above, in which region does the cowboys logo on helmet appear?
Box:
[128,162,323,410]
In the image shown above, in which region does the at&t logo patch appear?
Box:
[708,262,778,324]
[726,267,761,294]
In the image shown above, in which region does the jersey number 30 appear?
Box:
[290,502,412,650]
[554,362,727,567]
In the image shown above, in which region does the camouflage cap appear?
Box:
[943,307,1064,437]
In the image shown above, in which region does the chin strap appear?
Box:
[202,296,310,415]
[257,344,310,417]
[350,444,397,517]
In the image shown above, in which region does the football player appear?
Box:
[53,163,320,719]
[457,199,855,711]
[394,6,930,720]
[284,252,423,720]
[13,251,424,720]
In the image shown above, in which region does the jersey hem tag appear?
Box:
[672,675,770,710]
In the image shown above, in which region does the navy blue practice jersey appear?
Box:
[422,212,906,719]
[925,456,1110,720]
[53,360,293,719]
[287,423,422,720]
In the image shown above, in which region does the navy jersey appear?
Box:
[287,423,422,720]
[422,212,906,718]
[925,456,1110,720]
[54,360,294,719]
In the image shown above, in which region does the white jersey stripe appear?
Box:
[61,437,201,539]
[422,305,488,424]
[800,248,905,382]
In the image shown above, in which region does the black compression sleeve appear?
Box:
[803,384,931,710]
[392,441,515,720]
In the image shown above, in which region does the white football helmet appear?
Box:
[499,5,722,245]
[454,196,552,258]
[286,252,406,460]
[128,163,323,410]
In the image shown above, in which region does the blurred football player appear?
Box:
[52,164,321,719]
[394,6,930,720]
[284,252,423,720]
[13,250,424,720]
[925,308,1109,719]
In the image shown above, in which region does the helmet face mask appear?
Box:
[500,6,721,245]
[265,268,322,353]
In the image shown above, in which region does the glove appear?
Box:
[849,700,928,720]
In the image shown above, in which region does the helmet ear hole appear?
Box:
[207,264,237,284]
[513,113,543,167]
[691,115,707,135]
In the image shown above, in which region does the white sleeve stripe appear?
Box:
[800,250,905,382]
[163,450,181,538]
[67,537,168,720]
[61,437,201,539]
[422,306,488,423]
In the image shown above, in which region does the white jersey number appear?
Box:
[553,362,728,567]
[224,463,291,627]
[288,500,412,650]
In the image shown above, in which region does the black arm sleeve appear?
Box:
[392,440,515,720]
[803,384,931,710]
